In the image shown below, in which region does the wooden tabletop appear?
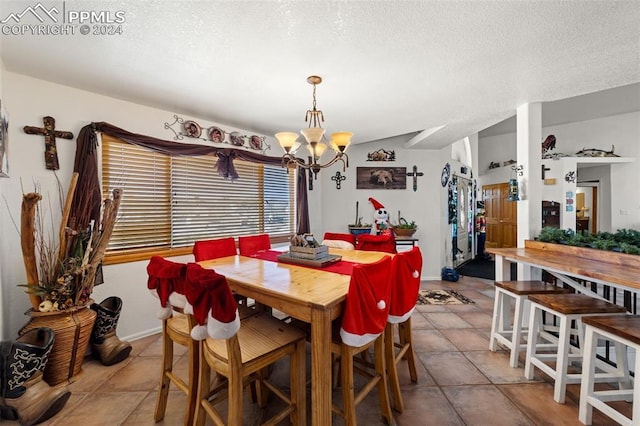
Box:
[197,248,390,321]
[488,241,640,291]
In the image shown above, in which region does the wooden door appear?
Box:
[483,183,517,249]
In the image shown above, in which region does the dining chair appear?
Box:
[146,256,199,426]
[238,234,271,256]
[385,246,422,413]
[322,232,356,249]
[193,237,252,308]
[332,255,394,425]
[355,233,397,254]
[189,262,307,426]
[193,237,237,262]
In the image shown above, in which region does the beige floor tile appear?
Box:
[454,310,493,328]
[52,391,148,425]
[442,384,536,425]
[411,329,460,353]
[440,328,491,352]
[464,350,539,384]
[419,352,491,386]
[424,312,473,329]
[99,356,161,392]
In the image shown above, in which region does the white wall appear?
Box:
[0,58,5,340]
[0,71,269,340]
[479,111,640,232]
[317,134,446,279]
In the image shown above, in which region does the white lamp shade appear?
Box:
[330,132,353,151]
[275,132,299,150]
[307,141,328,158]
[300,127,325,144]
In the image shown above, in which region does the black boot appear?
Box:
[0,328,71,425]
[90,296,132,366]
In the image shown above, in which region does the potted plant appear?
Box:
[17,173,123,385]
[348,201,372,235]
[392,217,417,238]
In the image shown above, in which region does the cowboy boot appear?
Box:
[90,296,132,366]
[0,327,71,425]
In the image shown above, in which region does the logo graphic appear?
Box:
[1,2,60,24]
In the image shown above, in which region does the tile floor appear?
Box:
[6,275,630,425]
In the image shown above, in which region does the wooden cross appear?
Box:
[406,165,424,192]
[24,116,74,170]
[331,171,346,190]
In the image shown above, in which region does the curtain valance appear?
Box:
[69,121,309,240]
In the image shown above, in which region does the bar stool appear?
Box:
[579,315,637,426]
[524,293,627,403]
[489,280,571,368]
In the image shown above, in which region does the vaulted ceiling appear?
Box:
[1,1,639,148]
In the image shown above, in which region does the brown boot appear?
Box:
[90,297,132,366]
[0,328,71,425]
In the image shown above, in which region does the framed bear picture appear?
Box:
[356,166,406,190]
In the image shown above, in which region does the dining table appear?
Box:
[197,247,391,426]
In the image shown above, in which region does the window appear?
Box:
[101,134,295,262]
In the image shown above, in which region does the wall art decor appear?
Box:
[23,116,74,171]
[406,165,424,192]
[164,114,270,154]
[366,148,395,161]
[331,171,346,189]
[0,100,8,177]
[356,166,406,190]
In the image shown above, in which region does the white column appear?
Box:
[516,103,542,280]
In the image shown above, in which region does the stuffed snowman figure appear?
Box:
[369,197,390,235]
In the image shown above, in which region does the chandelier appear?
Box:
[275,75,352,178]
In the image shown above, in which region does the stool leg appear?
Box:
[510,295,525,368]
[524,303,541,380]
[579,325,597,425]
[554,314,570,404]
[633,350,640,424]
[489,289,502,352]
[612,341,633,401]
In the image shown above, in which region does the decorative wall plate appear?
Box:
[229,131,245,147]
[183,120,201,138]
[207,126,225,143]
[249,135,263,150]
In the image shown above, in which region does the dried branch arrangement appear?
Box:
[20,172,122,311]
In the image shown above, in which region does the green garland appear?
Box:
[536,227,640,255]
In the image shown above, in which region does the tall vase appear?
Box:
[19,303,97,386]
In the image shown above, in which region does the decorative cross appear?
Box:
[331,171,346,190]
[406,165,424,192]
[24,116,74,170]
[541,164,551,179]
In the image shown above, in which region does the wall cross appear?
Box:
[331,171,346,190]
[24,116,74,170]
[406,165,424,192]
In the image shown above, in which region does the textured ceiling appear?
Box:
[1,0,639,148]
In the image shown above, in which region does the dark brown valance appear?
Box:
[68,121,309,250]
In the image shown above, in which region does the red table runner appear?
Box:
[247,250,355,276]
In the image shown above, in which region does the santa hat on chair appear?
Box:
[340,256,393,347]
[388,247,423,324]
[183,263,240,341]
[147,256,188,320]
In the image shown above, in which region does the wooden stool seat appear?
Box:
[579,315,637,426]
[524,293,628,404]
[489,280,570,367]
[527,293,628,315]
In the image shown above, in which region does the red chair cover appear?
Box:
[238,234,271,255]
[147,256,188,318]
[323,232,356,246]
[340,256,393,347]
[388,247,423,323]
[193,237,237,261]
[355,234,397,254]
[184,263,240,340]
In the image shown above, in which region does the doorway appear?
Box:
[482,182,517,249]
[576,182,599,233]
